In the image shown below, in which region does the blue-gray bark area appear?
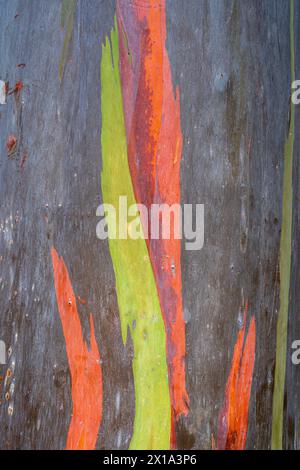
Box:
[0,0,299,450]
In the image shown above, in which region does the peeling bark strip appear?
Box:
[272,0,295,450]
[59,0,77,82]
[51,248,103,450]
[100,19,171,450]
[116,0,188,434]
[0,80,7,104]
[217,303,256,450]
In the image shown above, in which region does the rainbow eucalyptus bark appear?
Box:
[0,0,299,450]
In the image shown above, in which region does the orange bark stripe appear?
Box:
[218,302,256,450]
[51,247,102,450]
[117,0,188,428]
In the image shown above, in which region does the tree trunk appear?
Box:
[0,0,299,450]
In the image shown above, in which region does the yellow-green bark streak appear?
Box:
[100,19,171,450]
[272,0,295,450]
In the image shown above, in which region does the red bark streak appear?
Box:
[117,0,188,436]
[217,302,256,450]
[6,135,17,154]
[51,247,102,450]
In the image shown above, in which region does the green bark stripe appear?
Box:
[272,0,295,450]
[100,19,171,450]
[59,0,77,82]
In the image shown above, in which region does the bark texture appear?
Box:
[0,0,299,450]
